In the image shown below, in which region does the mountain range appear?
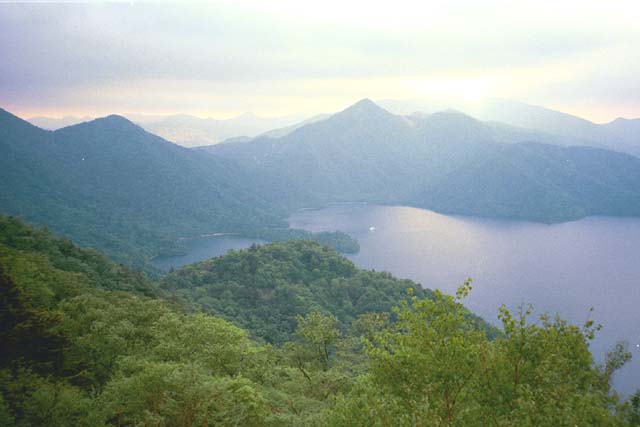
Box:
[30,100,639,156]
[29,112,306,147]
[205,99,640,222]
[139,113,304,147]
[4,98,640,270]
[1,109,283,269]
[381,98,640,157]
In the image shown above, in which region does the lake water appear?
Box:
[289,204,640,395]
[152,235,265,271]
[154,204,640,394]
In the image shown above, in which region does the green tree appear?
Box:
[329,281,630,427]
[150,312,252,376]
[366,279,485,426]
[294,312,341,372]
[629,390,640,426]
[96,360,269,427]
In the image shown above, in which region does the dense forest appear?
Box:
[0,109,357,274]
[248,228,359,255]
[160,239,433,343]
[1,215,639,426]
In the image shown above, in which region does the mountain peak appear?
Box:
[78,114,142,131]
[609,117,640,124]
[101,114,137,126]
[347,98,378,110]
[354,97,376,106]
[51,114,146,139]
[337,98,392,119]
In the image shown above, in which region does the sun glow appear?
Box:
[412,78,493,102]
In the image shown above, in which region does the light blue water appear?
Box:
[153,204,640,394]
[289,204,640,395]
[152,235,265,271]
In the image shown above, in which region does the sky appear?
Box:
[1,0,639,122]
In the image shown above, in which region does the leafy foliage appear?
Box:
[327,282,632,427]
[0,216,155,295]
[161,240,430,343]
[249,228,359,254]
[0,216,636,426]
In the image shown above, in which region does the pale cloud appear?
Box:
[1,0,639,121]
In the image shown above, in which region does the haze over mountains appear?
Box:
[28,99,639,155]
[5,1,640,423]
[140,113,304,147]
[27,115,94,130]
[29,112,305,147]
[471,99,640,157]
[4,98,640,270]
[380,98,640,157]
[206,99,640,222]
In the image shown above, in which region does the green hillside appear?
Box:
[161,240,432,343]
[0,109,358,273]
[0,216,635,426]
[0,109,285,270]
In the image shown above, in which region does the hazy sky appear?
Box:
[1,0,639,122]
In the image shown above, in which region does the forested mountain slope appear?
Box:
[0,109,283,270]
[208,99,640,222]
[0,215,635,426]
[161,240,434,343]
[6,100,640,273]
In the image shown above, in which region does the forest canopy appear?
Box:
[0,215,637,426]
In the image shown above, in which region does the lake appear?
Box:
[289,204,640,395]
[154,203,640,394]
[152,235,265,271]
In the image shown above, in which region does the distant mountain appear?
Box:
[0,108,283,270]
[8,98,640,268]
[598,117,640,156]
[473,99,640,157]
[469,99,599,140]
[214,136,254,145]
[28,115,93,130]
[138,113,304,147]
[382,98,640,157]
[208,99,420,204]
[29,112,314,147]
[208,99,640,222]
[258,113,332,139]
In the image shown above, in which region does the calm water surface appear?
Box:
[289,204,640,394]
[154,204,640,393]
[152,235,265,271]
